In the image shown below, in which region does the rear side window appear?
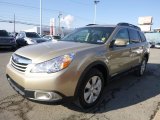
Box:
[129,29,141,43]
[139,32,146,42]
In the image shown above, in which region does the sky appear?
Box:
[0,0,160,32]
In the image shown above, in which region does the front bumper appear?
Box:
[0,43,16,48]
[7,75,63,101]
[6,63,78,101]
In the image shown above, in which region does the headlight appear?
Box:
[31,53,75,73]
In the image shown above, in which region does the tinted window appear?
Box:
[139,32,146,42]
[129,29,141,43]
[43,36,51,40]
[0,30,9,37]
[53,36,61,39]
[26,32,40,38]
[114,28,129,44]
[61,27,115,44]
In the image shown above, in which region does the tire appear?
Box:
[135,58,147,76]
[77,69,104,109]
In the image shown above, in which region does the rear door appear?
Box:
[128,29,143,67]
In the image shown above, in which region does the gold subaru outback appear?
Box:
[6,23,150,109]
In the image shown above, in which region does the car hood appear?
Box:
[30,37,47,40]
[15,41,97,63]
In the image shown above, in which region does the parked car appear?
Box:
[155,43,160,48]
[0,30,16,49]
[16,31,49,47]
[145,32,160,48]
[149,42,155,48]
[6,23,149,109]
[43,35,61,41]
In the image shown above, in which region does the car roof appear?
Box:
[0,30,7,32]
[85,23,141,31]
[85,24,116,28]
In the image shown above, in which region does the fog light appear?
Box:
[34,91,62,101]
[35,92,52,100]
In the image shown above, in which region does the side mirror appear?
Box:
[114,39,128,47]
[109,40,115,48]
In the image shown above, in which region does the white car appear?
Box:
[155,43,160,48]
[16,32,49,47]
[43,35,61,41]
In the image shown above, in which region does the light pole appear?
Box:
[40,0,42,35]
[58,12,62,35]
[93,0,100,24]
[14,14,15,33]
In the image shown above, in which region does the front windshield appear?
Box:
[26,32,40,38]
[0,30,9,37]
[61,27,115,44]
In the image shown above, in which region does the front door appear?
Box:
[107,28,132,76]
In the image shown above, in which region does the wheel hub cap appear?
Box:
[84,76,102,104]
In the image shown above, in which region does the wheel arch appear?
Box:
[143,52,149,62]
[74,61,109,98]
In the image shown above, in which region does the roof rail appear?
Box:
[117,22,141,30]
[86,24,97,26]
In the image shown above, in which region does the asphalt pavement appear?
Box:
[0,48,160,120]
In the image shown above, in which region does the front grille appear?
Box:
[11,54,32,72]
[11,60,27,72]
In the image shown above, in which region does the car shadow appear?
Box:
[60,63,160,113]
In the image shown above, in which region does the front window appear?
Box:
[114,28,130,44]
[26,32,40,38]
[61,27,115,44]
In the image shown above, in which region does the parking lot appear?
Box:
[0,48,160,120]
